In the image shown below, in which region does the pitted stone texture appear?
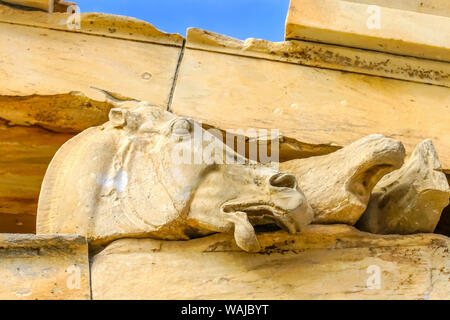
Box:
[0,234,90,300]
[91,225,450,300]
[357,140,450,234]
[280,135,405,225]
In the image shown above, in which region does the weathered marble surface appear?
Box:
[358,140,450,234]
[285,0,450,62]
[91,225,450,300]
[1,0,70,12]
[344,0,450,17]
[0,22,181,131]
[37,104,313,252]
[0,234,90,300]
[0,3,184,45]
[0,3,183,231]
[188,28,450,87]
[280,135,405,225]
[171,29,450,172]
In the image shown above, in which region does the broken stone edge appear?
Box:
[0,3,184,47]
[186,28,450,88]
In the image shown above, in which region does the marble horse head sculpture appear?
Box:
[37,102,313,252]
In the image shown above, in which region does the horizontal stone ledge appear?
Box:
[344,0,450,18]
[187,28,450,87]
[0,234,90,300]
[91,225,450,299]
[1,0,56,12]
[1,1,84,13]
[96,224,450,253]
[285,0,450,62]
[0,3,184,46]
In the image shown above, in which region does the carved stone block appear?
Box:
[357,140,450,234]
[37,104,313,252]
[171,29,450,172]
[91,225,450,300]
[285,0,450,61]
[280,134,405,224]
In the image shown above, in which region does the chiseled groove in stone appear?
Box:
[186,28,450,88]
[167,38,187,112]
[0,3,184,47]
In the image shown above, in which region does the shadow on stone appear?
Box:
[435,204,450,236]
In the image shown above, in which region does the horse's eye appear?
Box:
[172,119,192,136]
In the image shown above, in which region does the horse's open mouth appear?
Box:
[221,203,298,234]
[220,200,307,252]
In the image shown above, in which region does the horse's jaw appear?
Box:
[220,193,313,252]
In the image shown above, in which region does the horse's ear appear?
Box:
[109,108,128,127]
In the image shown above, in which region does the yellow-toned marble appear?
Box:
[91,225,450,300]
[286,0,450,62]
[171,31,450,172]
[0,234,90,300]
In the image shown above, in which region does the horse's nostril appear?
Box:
[269,173,297,189]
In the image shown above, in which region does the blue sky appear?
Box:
[75,0,290,42]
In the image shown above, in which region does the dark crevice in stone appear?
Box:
[435,203,450,237]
